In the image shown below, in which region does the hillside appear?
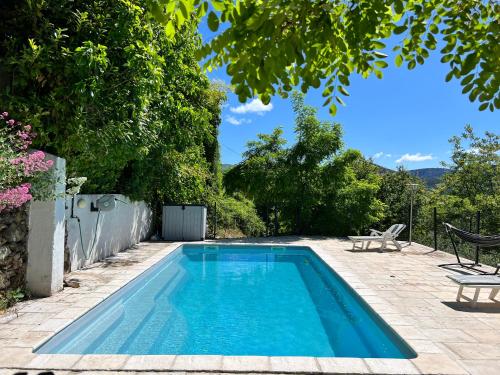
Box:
[221,164,234,172]
[408,168,449,187]
[371,164,448,187]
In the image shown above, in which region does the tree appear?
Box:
[149,0,499,114]
[441,125,499,202]
[286,92,343,233]
[225,92,384,235]
[224,127,287,233]
[406,126,499,266]
[0,0,223,206]
[376,166,425,237]
[437,125,499,234]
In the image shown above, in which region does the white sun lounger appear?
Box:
[348,224,406,251]
[447,273,500,307]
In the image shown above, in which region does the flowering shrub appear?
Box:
[0,111,53,212]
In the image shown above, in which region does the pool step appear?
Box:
[115,268,187,354]
[91,266,186,353]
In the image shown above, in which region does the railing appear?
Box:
[413,208,499,267]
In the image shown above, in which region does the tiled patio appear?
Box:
[0,237,499,374]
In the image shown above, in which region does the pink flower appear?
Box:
[7,119,15,126]
[9,151,53,176]
[24,125,31,131]
[0,184,33,212]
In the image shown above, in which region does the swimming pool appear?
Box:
[36,244,416,358]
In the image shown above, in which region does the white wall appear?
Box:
[66,194,153,271]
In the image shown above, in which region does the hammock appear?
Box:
[444,223,500,247]
[441,223,500,274]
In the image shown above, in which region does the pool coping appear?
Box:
[1,240,473,374]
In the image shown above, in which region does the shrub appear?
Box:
[0,112,53,212]
[209,194,266,238]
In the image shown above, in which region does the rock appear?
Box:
[0,206,28,293]
[0,274,9,290]
[64,278,80,288]
[0,246,11,262]
[4,223,24,243]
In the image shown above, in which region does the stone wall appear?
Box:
[0,205,29,293]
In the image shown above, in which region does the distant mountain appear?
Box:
[372,163,449,187]
[221,164,234,172]
[408,168,449,187]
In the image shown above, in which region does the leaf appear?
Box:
[338,75,350,86]
[393,25,407,35]
[329,103,337,116]
[469,88,480,101]
[440,54,453,63]
[372,41,386,49]
[408,60,416,70]
[461,74,475,86]
[261,93,271,105]
[335,96,345,106]
[373,51,388,58]
[338,86,350,96]
[207,11,219,32]
[212,1,226,12]
[478,102,488,111]
[165,21,175,39]
[461,53,477,75]
[462,83,473,94]
[395,54,403,67]
[322,86,333,97]
[375,60,388,68]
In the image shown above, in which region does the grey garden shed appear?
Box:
[162,205,207,241]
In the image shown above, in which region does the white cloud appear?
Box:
[396,153,433,163]
[230,98,273,115]
[373,152,392,159]
[226,116,251,126]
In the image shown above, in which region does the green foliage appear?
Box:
[392,126,498,266]
[210,193,266,238]
[0,0,225,207]
[149,0,499,113]
[376,167,426,237]
[0,288,26,311]
[440,125,499,204]
[225,92,384,235]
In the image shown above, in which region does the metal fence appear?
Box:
[412,208,499,268]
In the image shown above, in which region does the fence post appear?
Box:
[433,207,438,251]
[475,211,480,264]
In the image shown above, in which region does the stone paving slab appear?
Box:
[0,237,499,374]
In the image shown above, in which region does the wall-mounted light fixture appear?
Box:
[77,198,87,209]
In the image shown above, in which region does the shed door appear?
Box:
[183,206,203,240]
[162,206,184,240]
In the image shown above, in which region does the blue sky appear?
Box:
[199,25,498,170]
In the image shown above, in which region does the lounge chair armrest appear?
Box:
[369,229,383,236]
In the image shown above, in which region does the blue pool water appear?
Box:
[36,245,415,358]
